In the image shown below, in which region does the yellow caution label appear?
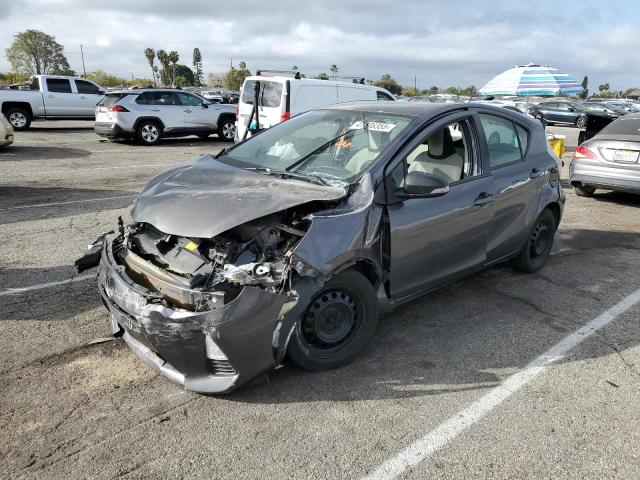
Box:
[185,241,199,252]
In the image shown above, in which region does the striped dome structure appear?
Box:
[479,64,584,96]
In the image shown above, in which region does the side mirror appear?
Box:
[400,171,449,198]
[567,107,575,112]
[98,90,106,95]
[202,102,209,108]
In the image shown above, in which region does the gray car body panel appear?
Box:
[94,102,565,393]
[131,155,347,238]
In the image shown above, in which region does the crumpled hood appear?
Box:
[131,155,347,238]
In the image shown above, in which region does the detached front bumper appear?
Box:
[97,239,292,393]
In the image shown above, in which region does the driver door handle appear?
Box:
[184,109,192,113]
[151,108,160,111]
[474,192,494,206]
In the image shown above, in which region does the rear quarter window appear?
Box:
[98,94,128,106]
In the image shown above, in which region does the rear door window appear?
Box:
[75,80,100,94]
[377,91,395,101]
[241,81,283,107]
[135,92,180,106]
[46,78,72,93]
[479,113,523,168]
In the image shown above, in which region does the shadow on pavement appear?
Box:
[0,185,136,224]
[0,145,91,161]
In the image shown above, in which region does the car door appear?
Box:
[136,92,184,132]
[554,102,579,124]
[384,114,495,298]
[44,78,77,116]
[537,102,561,122]
[477,112,543,263]
[74,79,103,116]
[177,92,215,133]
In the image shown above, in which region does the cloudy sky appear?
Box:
[2,0,639,90]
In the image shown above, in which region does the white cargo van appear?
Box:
[236,75,395,140]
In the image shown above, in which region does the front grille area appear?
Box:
[207,359,237,376]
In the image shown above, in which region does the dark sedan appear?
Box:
[531,100,621,127]
[79,102,565,393]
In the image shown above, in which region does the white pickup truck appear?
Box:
[0,75,105,130]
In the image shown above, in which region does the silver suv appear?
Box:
[95,89,237,145]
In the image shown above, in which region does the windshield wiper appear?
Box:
[244,167,329,186]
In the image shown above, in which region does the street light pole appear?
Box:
[80,44,87,78]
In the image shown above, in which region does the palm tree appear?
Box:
[156,50,169,86]
[144,48,156,87]
[168,51,179,87]
[330,64,338,80]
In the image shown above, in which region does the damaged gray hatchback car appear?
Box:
[79,102,564,393]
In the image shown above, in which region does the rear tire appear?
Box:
[287,270,379,371]
[514,209,556,273]
[217,117,236,142]
[574,184,596,197]
[135,121,161,146]
[6,108,31,130]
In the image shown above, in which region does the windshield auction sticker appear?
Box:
[349,121,396,133]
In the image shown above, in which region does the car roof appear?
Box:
[322,101,462,117]
[104,88,190,95]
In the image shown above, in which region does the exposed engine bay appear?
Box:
[113,208,317,311]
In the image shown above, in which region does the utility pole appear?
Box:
[414,75,417,91]
[80,44,87,78]
[230,57,233,69]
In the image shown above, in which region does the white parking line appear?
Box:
[364,288,640,480]
[0,273,95,297]
[0,195,136,211]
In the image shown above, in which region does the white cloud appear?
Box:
[1,0,639,90]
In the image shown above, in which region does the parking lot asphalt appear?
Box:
[1,121,639,480]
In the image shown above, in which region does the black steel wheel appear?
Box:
[514,209,556,273]
[287,270,378,371]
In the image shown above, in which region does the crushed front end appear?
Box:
[95,212,312,393]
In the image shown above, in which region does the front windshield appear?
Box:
[219,109,413,185]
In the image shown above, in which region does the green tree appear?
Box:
[314,72,329,80]
[192,48,203,87]
[168,51,179,86]
[580,75,589,99]
[459,85,478,97]
[157,50,170,86]
[223,61,251,91]
[173,64,195,86]
[330,64,338,80]
[598,83,610,92]
[373,74,402,95]
[6,29,72,75]
[402,86,421,97]
[144,48,157,87]
[445,86,459,95]
[86,70,127,88]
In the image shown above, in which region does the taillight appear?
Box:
[280,111,291,122]
[107,105,129,112]
[573,144,596,159]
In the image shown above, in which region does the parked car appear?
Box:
[0,114,15,147]
[236,75,395,140]
[78,102,564,393]
[530,100,621,128]
[590,100,640,113]
[0,75,104,130]
[94,89,237,145]
[570,112,640,196]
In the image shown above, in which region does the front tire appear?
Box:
[514,209,556,273]
[136,121,161,146]
[576,115,587,129]
[217,117,236,142]
[287,270,378,371]
[573,184,596,197]
[6,108,31,130]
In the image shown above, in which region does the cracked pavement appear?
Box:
[1,122,639,479]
